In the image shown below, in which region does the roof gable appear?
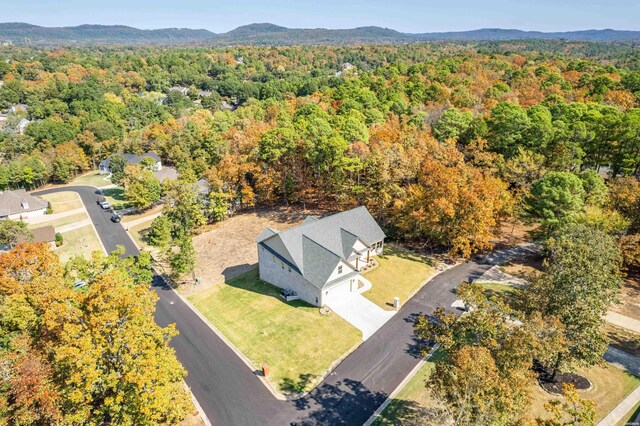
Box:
[258,206,385,288]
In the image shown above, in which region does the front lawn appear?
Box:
[374,355,640,424]
[128,219,154,249]
[187,269,361,394]
[40,191,84,213]
[529,363,640,422]
[478,282,519,306]
[71,171,111,187]
[102,187,129,210]
[55,224,105,262]
[27,212,88,230]
[363,246,435,310]
[373,349,445,425]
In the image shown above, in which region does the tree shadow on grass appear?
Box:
[281,373,320,395]
[221,266,314,309]
[102,187,125,201]
[374,399,445,426]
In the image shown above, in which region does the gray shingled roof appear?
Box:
[258,206,385,289]
[17,225,55,243]
[0,190,48,217]
[99,152,161,170]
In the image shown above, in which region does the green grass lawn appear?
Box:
[374,352,640,425]
[529,363,640,422]
[478,282,520,306]
[71,171,111,187]
[187,269,361,394]
[40,191,84,213]
[128,219,154,249]
[28,212,88,230]
[55,224,105,263]
[363,247,435,310]
[102,187,129,210]
[373,349,445,425]
[617,400,640,426]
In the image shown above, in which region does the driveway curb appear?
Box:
[156,270,288,401]
[363,344,440,426]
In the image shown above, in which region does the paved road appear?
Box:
[34,186,138,255]
[34,186,492,426]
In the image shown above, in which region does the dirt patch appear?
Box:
[186,207,326,296]
[501,256,544,281]
[534,360,591,395]
[611,271,640,321]
[494,221,539,246]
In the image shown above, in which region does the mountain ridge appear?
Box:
[1,22,639,46]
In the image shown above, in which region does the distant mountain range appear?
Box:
[1,22,640,47]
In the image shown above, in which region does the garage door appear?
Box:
[322,279,353,306]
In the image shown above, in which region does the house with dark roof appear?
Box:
[256,206,385,307]
[98,152,162,175]
[0,190,48,220]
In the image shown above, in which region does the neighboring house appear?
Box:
[168,86,190,96]
[10,104,27,114]
[0,190,48,220]
[19,225,56,249]
[17,118,30,134]
[154,166,179,182]
[196,178,210,195]
[1,224,56,252]
[198,90,213,98]
[256,206,385,307]
[98,152,162,174]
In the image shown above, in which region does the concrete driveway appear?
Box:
[327,291,396,340]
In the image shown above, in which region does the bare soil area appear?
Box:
[611,271,640,321]
[186,207,326,296]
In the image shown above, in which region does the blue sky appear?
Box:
[4,0,639,33]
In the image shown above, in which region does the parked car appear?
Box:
[110,214,121,223]
[96,196,110,210]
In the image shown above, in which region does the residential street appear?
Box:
[35,186,493,426]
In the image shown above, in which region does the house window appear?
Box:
[338,265,343,274]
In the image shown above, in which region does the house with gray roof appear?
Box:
[98,152,162,175]
[256,206,385,307]
[0,190,48,220]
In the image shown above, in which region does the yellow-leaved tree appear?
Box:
[0,243,192,425]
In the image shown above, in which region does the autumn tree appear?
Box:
[393,137,511,257]
[0,220,32,248]
[537,384,596,426]
[519,224,622,378]
[122,164,162,210]
[108,153,128,185]
[415,283,536,424]
[0,243,191,424]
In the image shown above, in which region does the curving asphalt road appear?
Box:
[34,186,492,426]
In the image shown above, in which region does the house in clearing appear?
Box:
[256,206,385,307]
[98,152,162,175]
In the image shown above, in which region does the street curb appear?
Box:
[363,344,440,426]
[184,382,213,426]
[160,274,288,401]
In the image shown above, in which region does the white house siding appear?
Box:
[326,259,356,283]
[257,245,321,306]
[7,208,46,220]
[320,277,355,306]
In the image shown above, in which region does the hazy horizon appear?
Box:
[3,0,639,33]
